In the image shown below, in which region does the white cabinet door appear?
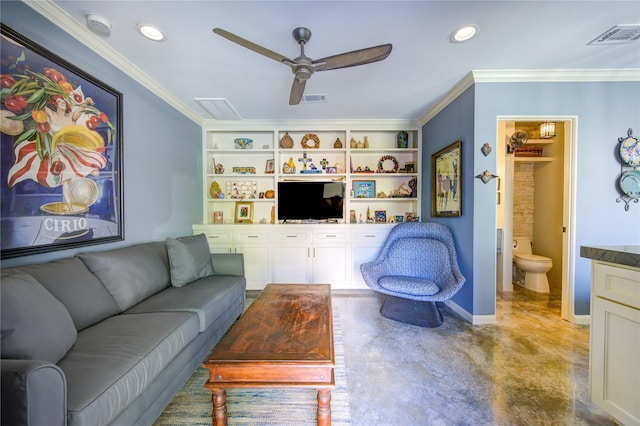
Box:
[234,245,270,290]
[271,245,311,283]
[590,296,640,426]
[351,227,392,288]
[313,245,350,287]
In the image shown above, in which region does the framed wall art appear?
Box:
[432,140,461,217]
[234,201,254,223]
[352,180,376,198]
[0,24,123,259]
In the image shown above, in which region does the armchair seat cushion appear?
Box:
[379,275,440,296]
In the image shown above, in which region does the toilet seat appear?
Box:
[514,253,551,263]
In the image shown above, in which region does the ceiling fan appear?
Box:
[213,27,392,105]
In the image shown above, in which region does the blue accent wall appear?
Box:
[1,2,202,268]
[422,87,476,314]
[424,78,640,318]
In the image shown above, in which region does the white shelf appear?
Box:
[515,157,554,163]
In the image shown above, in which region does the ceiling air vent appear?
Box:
[588,24,640,45]
[300,94,327,104]
[194,98,242,120]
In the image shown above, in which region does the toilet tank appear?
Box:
[513,237,532,255]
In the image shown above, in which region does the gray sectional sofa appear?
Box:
[1,234,247,426]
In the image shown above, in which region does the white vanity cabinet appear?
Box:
[582,246,640,426]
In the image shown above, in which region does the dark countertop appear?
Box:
[580,245,640,268]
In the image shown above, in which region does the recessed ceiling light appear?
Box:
[451,25,478,43]
[137,23,165,41]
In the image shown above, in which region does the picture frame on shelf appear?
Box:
[432,140,462,217]
[265,159,275,174]
[234,201,254,223]
[0,24,124,259]
[213,211,223,224]
[395,215,404,223]
[375,210,387,223]
[350,210,357,224]
[353,180,376,198]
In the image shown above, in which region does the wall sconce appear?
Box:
[539,122,556,139]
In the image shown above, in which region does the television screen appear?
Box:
[278,181,345,222]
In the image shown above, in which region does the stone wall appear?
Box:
[513,162,534,239]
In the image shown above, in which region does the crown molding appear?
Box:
[22,0,204,125]
[420,68,640,125]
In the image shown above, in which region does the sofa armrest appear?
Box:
[211,253,245,277]
[1,359,67,426]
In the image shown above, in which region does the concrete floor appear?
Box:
[332,287,617,426]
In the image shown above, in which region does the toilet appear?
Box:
[512,237,552,293]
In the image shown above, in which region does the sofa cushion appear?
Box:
[166,233,214,287]
[16,257,120,330]
[126,275,246,331]
[1,271,77,364]
[58,311,200,426]
[78,242,171,311]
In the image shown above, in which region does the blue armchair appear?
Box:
[360,222,465,327]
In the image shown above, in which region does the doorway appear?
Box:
[496,117,577,322]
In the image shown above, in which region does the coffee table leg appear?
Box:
[211,388,227,426]
[317,388,331,426]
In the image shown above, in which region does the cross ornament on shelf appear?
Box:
[298,152,313,170]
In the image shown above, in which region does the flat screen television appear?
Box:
[278,181,345,222]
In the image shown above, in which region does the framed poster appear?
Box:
[432,140,461,217]
[1,25,123,258]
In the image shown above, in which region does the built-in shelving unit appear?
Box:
[201,121,422,225]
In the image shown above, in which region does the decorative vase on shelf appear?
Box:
[397,131,408,148]
[279,132,294,149]
[364,136,369,148]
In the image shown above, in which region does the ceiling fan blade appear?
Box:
[213,28,295,67]
[313,44,392,71]
[289,78,307,105]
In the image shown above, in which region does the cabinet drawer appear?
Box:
[315,231,349,241]
[235,231,270,242]
[353,230,390,244]
[276,232,311,241]
[593,262,640,309]
[205,232,231,242]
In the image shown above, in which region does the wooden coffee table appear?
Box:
[204,284,335,426]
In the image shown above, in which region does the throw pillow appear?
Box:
[78,242,171,311]
[16,257,120,331]
[1,271,77,364]
[166,233,214,287]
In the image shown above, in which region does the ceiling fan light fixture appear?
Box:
[451,25,478,43]
[137,23,165,41]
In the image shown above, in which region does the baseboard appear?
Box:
[444,300,497,325]
[571,314,591,325]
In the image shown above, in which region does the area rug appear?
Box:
[154,308,351,425]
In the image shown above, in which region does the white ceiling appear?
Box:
[37,1,640,122]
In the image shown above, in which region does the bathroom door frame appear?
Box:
[497,116,578,322]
